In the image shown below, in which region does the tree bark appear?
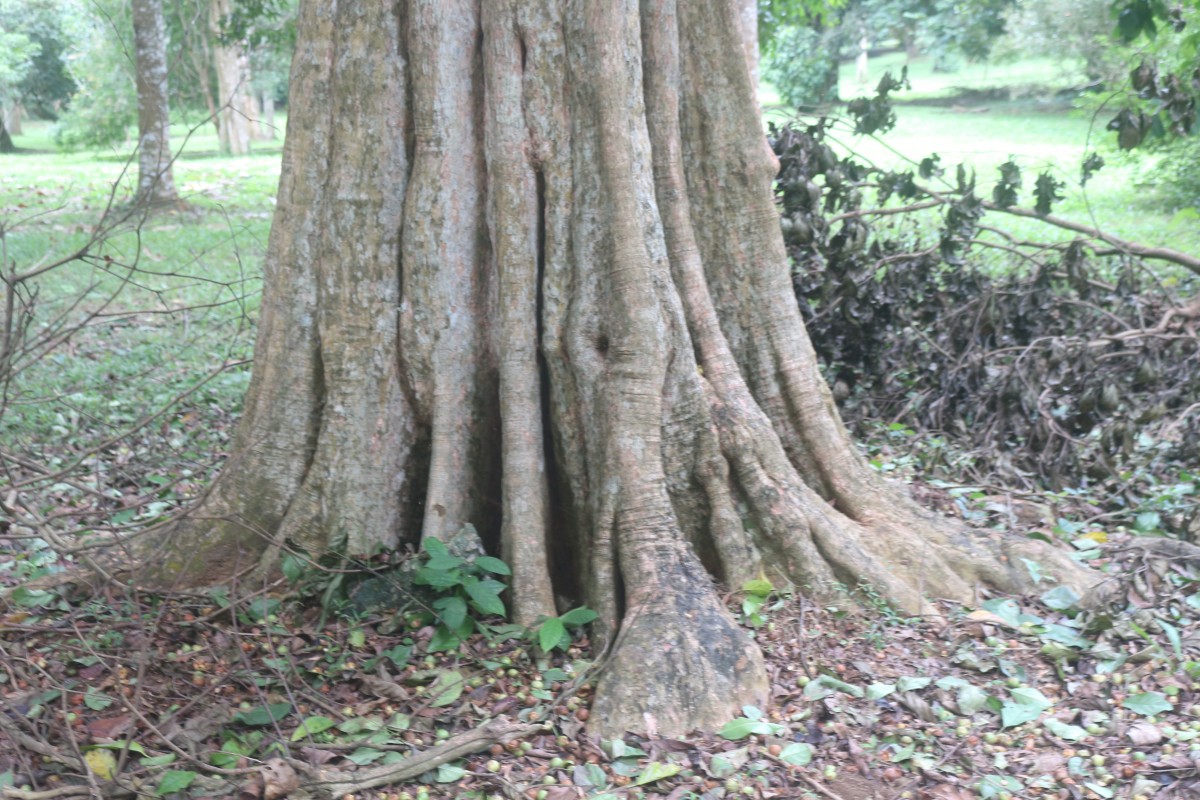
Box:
[131,0,180,206]
[110,0,1095,738]
[0,118,13,153]
[3,102,22,136]
[209,0,252,155]
[738,0,758,87]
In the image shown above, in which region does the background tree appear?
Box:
[103,0,1091,737]
[3,0,78,125]
[0,2,40,152]
[53,0,137,150]
[131,0,179,204]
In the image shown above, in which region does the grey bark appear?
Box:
[117,0,1096,738]
[131,0,179,205]
[210,0,252,155]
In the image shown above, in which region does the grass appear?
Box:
[0,117,281,502]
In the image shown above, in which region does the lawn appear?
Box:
[0,118,282,512]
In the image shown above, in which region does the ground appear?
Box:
[2,471,1199,800]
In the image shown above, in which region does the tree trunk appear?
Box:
[0,118,13,153]
[209,0,252,155]
[131,0,180,206]
[115,0,1094,738]
[738,0,759,88]
[3,102,22,136]
[258,92,276,139]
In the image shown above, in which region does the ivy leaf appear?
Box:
[1122,692,1172,716]
[155,770,197,796]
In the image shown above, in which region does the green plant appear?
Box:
[762,25,842,109]
[533,606,598,653]
[740,577,782,628]
[413,537,510,651]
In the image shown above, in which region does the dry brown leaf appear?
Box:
[86,714,133,741]
[261,758,300,800]
[1127,721,1164,746]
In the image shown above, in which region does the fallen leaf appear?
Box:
[262,759,300,800]
[1126,721,1164,746]
[87,715,133,741]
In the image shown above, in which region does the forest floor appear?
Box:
[2,462,1198,800]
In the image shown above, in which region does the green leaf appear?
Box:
[281,552,305,584]
[434,596,468,632]
[414,567,461,589]
[291,715,338,741]
[423,537,450,558]
[346,747,386,765]
[429,670,464,707]
[88,741,148,755]
[957,685,989,716]
[778,742,814,766]
[1040,585,1081,611]
[1000,702,1043,728]
[866,682,895,700]
[803,675,864,698]
[139,754,177,767]
[425,552,465,571]
[9,587,56,608]
[349,629,366,648]
[742,578,774,596]
[155,770,197,796]
[436,763,466,783]
[1043,718,1088,742]
[718,717,781,740]
[381,644,412,668]
[896,676,933,692]
[573,763,609,788]
[234,702,292,727]
[1010,687,1051,708]
[1134,511,1161,532]
[473,556,511,575]
[1122,692,1172,716]
[633,762,680,786]
[539,618,567,652]
[84,691,113,711]
[980,599,1022,627]
[559,606,598,626]
[464,578,506,617]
